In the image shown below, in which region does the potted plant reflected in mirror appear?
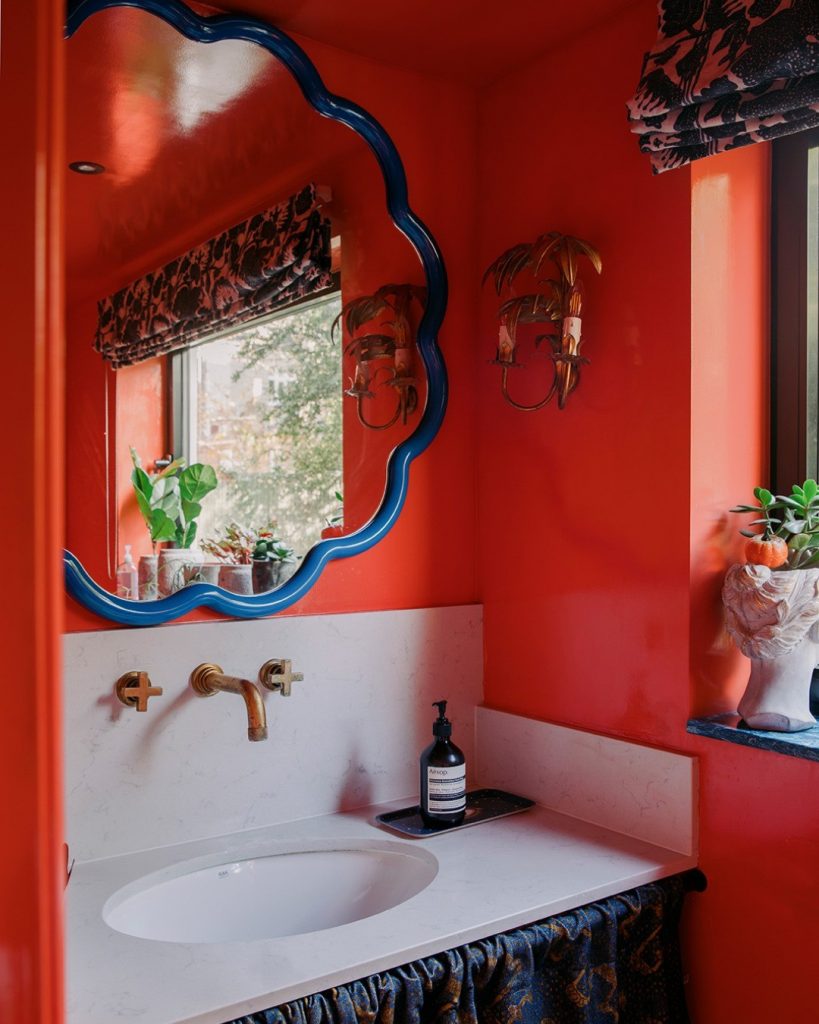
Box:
[333,284,426,431]
[724,481,819,732]
[201,523,255,595]
[252,532,296,594]
[320,490,344,540]
[202,523,296,595]
[482,232,601,411]
[130,449,218,599]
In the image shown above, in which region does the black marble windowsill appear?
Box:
[687,714,819,762]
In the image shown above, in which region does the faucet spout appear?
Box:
[190,663,268,741]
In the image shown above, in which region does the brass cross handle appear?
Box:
[258,659,303,697]
[115,670,163,712]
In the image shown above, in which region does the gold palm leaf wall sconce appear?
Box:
[333,283,427,431]
[483,232,602,411]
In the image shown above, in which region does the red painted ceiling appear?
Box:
[205,0,641,87]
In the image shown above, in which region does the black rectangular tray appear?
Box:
[374,788,534,838]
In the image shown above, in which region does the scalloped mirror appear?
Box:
[64,0,447,625]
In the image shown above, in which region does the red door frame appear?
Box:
[0,1,66,1021]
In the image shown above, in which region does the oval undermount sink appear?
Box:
[103,840,438,944]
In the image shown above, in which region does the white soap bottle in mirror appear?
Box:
[420,700,466,828]
[116,545,138,599]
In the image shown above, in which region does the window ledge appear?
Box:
[687,714,819,763]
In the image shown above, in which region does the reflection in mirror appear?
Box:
[176,293,343,554]
[64,5,430,605]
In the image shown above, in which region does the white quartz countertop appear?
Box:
[67,800,697,1024]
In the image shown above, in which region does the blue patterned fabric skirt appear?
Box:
[226,874,696,1024]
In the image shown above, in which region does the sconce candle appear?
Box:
[348,359,373,398]
[495,321,516,365]
[563,316,582,344]
[394,345,412,374]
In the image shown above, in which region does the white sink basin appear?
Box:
[102,839,437,944]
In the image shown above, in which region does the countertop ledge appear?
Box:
[68,800,697,1024]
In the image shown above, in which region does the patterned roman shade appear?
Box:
[628,0,819,173]
[95,184,333,368]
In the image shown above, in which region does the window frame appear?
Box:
[771,127,819,493]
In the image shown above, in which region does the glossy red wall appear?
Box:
[0,1,65,1021]
[477,3,819,1021]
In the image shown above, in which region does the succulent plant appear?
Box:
[731,480,819,569]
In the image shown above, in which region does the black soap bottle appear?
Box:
[420,700,466,828]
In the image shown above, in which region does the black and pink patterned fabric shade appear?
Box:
[628,0,819,173]
[95,184,333,368]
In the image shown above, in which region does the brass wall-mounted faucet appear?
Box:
[190,664,268,742]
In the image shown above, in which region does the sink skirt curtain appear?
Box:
[226,874,694,1024]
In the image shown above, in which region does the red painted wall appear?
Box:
[64,27,479,629]
[689,149,771,719]
[477,4,819,1022]
[116,358,168,564]
[477,0,693,742]
[0,0,65,1021]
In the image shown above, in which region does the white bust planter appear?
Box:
[723,563,819,732]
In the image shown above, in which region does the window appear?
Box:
[169,287,343,558]
[771,128,819,492]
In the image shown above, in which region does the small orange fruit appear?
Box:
[744,536,788,568]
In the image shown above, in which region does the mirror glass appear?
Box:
[64,6,429,603]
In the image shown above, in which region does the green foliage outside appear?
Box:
[194,294,343,559]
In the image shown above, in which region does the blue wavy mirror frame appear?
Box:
[63,0,448,626]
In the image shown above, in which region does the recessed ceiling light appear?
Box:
[68,161,106,175]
